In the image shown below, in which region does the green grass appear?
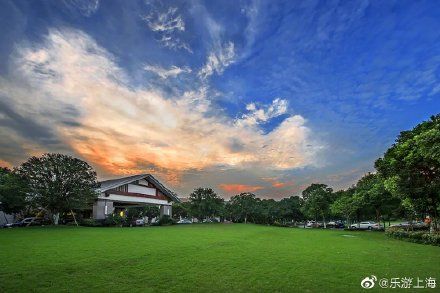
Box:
[1,224,439,292]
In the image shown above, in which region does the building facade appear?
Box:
[94,174,180,220]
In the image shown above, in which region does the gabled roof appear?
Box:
[98,174,181,202]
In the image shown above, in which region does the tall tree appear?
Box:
[354,173,399,227]
[279,196,303,224]
[228,193,258,223]
[0,168,29,222]
[375,114,440,232]
[302,184,333,228]
[330,187,368,225]
[189,188,223,221]
[172,202,191,220]
[16,153,98,225]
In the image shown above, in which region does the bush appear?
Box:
[103,214,126,227]
[80,218,103,227]
[152,215,176,226]
[385,228,440,246]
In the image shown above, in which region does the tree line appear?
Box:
[175,115,440,231]
[0,115,439,230]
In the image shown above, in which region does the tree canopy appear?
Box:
[0,167,29,217]
[15,153,99,224]
[376,114,440,230]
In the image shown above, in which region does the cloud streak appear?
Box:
[144,64,191,79]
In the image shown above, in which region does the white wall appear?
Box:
[127,184,156,195]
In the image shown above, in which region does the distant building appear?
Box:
[94,174,180,220]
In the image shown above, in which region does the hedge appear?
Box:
[385,228,440,246]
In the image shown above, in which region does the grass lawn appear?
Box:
[1,224,439,292]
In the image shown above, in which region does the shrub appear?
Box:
[80,218,103,227]
[385,228,440,246]
[103,214,126,227]
[152,215,176,226]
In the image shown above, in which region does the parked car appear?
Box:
[177,218,192,224]
[135,219,145,226]
[4,217,40,228]
[350,221,381,230]
[306,220,322,228]
[202,218,219,223]
[327,220,345,229]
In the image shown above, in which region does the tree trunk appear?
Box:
[322,215,326,229]
[71,210,78,227]
[244,215,247,224]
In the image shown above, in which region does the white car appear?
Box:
[135,219,145,226]
[350,221,381,230]
[177,219,192,224]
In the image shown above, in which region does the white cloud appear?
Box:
[0,29,321,177]
[143,7,191,52]
[237,98,288,126]
[144,7,185,32]
[199,42,235,79]
[144,64,191,79]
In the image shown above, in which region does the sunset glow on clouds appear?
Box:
[0,29,320,183]
[1,1,438,198]
[219,184,263,193]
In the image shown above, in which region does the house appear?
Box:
[94,174,180,220]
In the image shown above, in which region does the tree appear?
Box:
[143,205,160,223]
[228,193,258,223]
[188,188,224,221]
[302,184,333,228]
[375,114,440,232]
[279,196,303,224]
[354,173,399,227]
[16,153,98,225]
[0,168,29,222]
[330,187,359,225]
[172,202,191,220]
[126,207,144,223]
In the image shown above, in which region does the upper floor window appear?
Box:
[115,184,128,192]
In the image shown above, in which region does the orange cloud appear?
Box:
[219,184,264,193]
[262,177,295,189]
[0,159,12,169]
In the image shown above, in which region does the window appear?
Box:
[116,184,128,192]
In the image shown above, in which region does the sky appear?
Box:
[0,0,439,199]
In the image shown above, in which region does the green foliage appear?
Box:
[386,228,440,246]
[189,187,224,221]
[376,114,440,230]
[153,215,176,226]
[278,196,303,223]
[103,214,126,227]
[125,207,144,222]
[172,202,191,219]
[330,189,358,223]
[302,184,333,224]
[354,173,399,224]
[0,167,29,215]
[15,153,99,223]
[80,218,103,227]
[228,193,258,223]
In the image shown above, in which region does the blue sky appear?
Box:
[0,0,439,198]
